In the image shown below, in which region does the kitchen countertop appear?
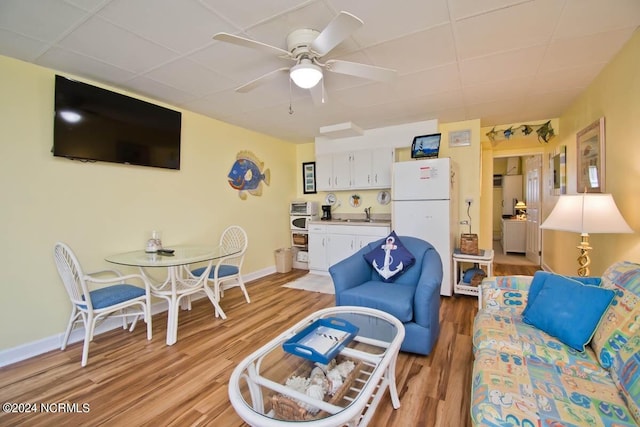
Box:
[310,217,391,227]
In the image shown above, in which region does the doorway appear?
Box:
[492,154,542,266]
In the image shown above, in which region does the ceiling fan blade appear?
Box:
[235,68,290,93]
[213,32,291,58]
[310,11,363,57]
[325,60,397,82]
[309,80,328,106]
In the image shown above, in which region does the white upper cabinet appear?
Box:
[371,148,394,188]
[316,149,394,191]
[315,154,333,191]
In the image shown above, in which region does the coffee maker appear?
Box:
[321,205,332,221]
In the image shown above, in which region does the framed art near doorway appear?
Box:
[302,161,317,194]
[576,117,605,193]
[550,145,566,195]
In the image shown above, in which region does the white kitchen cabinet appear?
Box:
[308,224,328,271]
[308,223,390,273]
[315,154,333,191]
[502,219,526,254]
[351,150,372,188]
[501,175,523,216]
[315,149,394,191]
[332,152,352,190]
[371,148,394,188]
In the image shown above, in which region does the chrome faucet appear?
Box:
[364,206,371,221]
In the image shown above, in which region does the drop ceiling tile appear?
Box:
[125,75,198,106]
[532,65,600,94]
[97,0,236,54]
[365,25,457,74]
[0,29,49,62]
[555,0,640,40]
[0,0,88,41]
[37,46,136,84]
[540,28,637,73]
[332,63,462,108]
[460,44,546,86]
[454,0,562,60]
[463,76,533,105]
[56,16,177,73]
[326,0,450,47]
[142,58,236,96]
[244,2,336,50]
[200,0,311,30]
[449,0,538,20]
[188,42,291,87]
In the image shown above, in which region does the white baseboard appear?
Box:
[0,266,275,368]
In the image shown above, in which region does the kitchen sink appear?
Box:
[339,218,389,223]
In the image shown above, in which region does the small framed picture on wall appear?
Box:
[302,162,317,194]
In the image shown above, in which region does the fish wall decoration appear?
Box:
[227,150,270,200]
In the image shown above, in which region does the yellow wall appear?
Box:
[540,30,640,274]
[0,55,297,350]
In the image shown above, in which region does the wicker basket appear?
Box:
[271,356,364,421]
[460,233,479,255]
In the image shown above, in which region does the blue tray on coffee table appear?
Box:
[283,317,359,364]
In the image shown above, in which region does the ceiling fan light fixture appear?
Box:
[290,59,323,89]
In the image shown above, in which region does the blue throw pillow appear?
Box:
[522,274,614,351]
[363,231,415,283]
[522,271,602,317]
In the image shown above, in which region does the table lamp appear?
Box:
[515,201,527,220]
[540,193,633,276]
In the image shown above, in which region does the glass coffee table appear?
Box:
[228,306,405,426]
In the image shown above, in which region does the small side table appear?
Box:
[453,249,494,298]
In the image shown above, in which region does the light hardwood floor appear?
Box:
[0,263,538,426]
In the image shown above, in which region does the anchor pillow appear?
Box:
[363,231,415,283]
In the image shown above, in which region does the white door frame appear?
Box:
[491,152,544,266]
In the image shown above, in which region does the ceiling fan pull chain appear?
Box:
[289,77,294,115]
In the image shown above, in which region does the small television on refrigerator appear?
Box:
[53,75,182,170]
[410,133,441,159]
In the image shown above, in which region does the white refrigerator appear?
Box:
[391,158,458,296]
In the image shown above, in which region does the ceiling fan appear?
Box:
[212,11,397,104]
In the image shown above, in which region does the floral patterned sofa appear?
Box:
[471,261,640,426]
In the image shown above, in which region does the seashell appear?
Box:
[310,367,326,379]
[285,375,310,394]
[326,369,343,395]
[335,360,355,378]
[303,384,325,415]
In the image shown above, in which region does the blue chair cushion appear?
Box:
[339,281,416,322]
[192,264,239,279]
[363,231,415,282]
[523,274,614,351]
[81,284,145,310]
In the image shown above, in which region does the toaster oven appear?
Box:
[290,201,318,216]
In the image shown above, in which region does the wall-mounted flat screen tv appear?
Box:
[53,75,182,170]
[411,133,441,159]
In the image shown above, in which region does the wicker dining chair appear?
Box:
[187,225,250,317]
[53,242,152,367]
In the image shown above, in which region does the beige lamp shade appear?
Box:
[540,193,632,234]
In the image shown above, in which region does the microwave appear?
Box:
[290,216,312,231]
[290,201,318,216]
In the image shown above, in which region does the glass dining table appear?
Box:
[106,245,240,345]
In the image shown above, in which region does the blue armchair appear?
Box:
[329,236,442,355]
